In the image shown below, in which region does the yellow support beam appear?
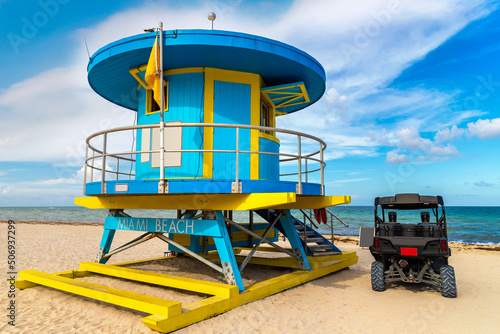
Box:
[19,270,182,318]
[79,262,238,298]
[75,192,297,210]
[143,251,358,332]
[18,252,358,333]
[272,195,351,209]
[16,269,94,289]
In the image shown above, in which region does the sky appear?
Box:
[0,0,499,206]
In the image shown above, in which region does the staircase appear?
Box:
[292,216,342,256]
[255,210,342,256]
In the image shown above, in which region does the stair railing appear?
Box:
[300,208,349,242]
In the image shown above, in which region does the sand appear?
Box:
[1,221,499,334]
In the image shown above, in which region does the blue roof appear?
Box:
[88,29,326,113]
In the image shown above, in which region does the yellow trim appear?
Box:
[202,68,262,180]
[203,69,214,179]
[145,81,169,115]
[164,67,204,76]
[261,82,310,109]
[250,79,261,180]
[259,131,280,145]
[130,68,148,89]
[129,67,205,90]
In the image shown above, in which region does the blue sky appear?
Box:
[0,0,499,206]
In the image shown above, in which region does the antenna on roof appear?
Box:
[208,12,216,30]
[83,37,91,60]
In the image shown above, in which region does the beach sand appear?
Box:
[1,221,499,334]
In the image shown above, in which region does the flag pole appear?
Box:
[159,21,165,193]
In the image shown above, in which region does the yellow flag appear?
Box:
[145,35,163,109]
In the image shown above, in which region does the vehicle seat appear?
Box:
[420,211,430,224]
[388,211,397,223]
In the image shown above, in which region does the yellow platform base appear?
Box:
[75,193,351,210]
[17,251,358,333]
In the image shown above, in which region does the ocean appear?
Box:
[1,206,499,246]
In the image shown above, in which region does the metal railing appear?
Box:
[300,208,349,242]
[83,123,327,194]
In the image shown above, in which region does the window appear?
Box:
[260,97,272,134]
[146,82,168,115]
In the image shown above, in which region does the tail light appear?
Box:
[441,240,447,253]
[374,237,380,249]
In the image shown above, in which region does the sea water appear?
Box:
[1,206,498,245]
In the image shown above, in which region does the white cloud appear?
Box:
[394,127,459,156]
[323,88,349,122]
[381,126,461,164]
[0,66,135,164]
[435,125,466,142]
[467,118,500,139]
[386,150,409,164]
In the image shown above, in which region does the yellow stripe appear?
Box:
[203,69,215,179]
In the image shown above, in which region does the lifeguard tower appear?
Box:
[18,23,358,333]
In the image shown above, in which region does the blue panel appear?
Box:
[135,72,204,180]
[259,137,279,181]
[213,81,251,180]
[87,30,325,114]
[104,216,224,237]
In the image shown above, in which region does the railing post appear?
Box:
[90,149,94,183]
[101,132,107,194]
[116,158,120,180]
[320,142,324,196]
[305,158,308,183]
[330,214,334,242]
[232,127,241,193]
[296,135,302,194]
[83,144,88,195]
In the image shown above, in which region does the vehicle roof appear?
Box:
[375,193,444,209]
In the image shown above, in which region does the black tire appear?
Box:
[371,261,386,292]
[440,264,457,298]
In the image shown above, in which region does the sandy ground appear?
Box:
[1,221,499,334]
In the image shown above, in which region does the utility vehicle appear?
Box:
[369,193,457,298]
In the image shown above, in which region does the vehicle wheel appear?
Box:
[440,264,457,298]
[371,261,386,292]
